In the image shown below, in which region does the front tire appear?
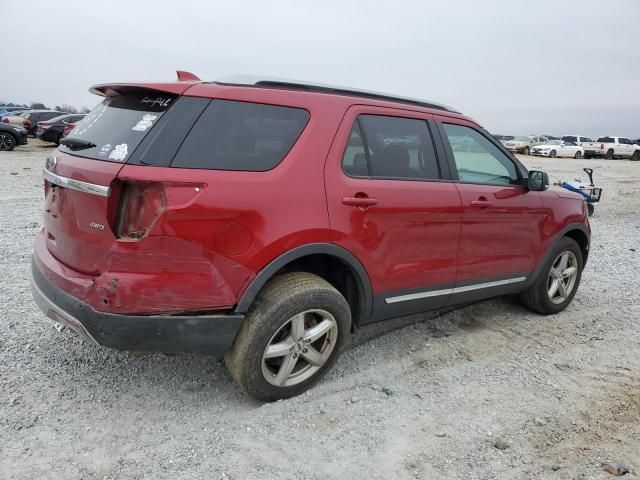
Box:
[225,272,351,401]
[631,150,640,161]
[550,150,557,158]
[0,132,17,151]
[519,237,583,315]
[523,146,530,156]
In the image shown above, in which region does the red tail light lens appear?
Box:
[1,118,8,123]
[24,119,32,126]
[116,182,166,239]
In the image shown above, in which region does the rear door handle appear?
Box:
[342,196,378,207]
[470,200,492,207]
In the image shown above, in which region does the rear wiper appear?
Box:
[59,137,96,149]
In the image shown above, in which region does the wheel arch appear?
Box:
[235,243,373,328]
[527,224,590,287]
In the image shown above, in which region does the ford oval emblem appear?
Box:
[46,155,57,170]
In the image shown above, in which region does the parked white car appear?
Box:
[561,135,601,158]
[594,136,640,160]
[531,140,585,158]
[501,135,546,155]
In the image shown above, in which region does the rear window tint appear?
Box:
[171,100,309,171]
[59,90,177,162]
[597,137,614,143]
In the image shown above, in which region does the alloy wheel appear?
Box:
[547,251,579,304]
[0,133,13,151]
[261,309,338,387]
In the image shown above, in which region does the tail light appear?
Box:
[116,182,166,240]
[24,119,32,127]
[1,118,8,123]
[600,144,604,150]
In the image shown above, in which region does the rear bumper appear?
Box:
[31,257,244,357]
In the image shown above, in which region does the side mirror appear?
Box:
[527,170,549,191]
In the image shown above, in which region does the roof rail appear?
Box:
[215,75,458,113]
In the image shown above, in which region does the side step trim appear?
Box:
[385,276,527,304]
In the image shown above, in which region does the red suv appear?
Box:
[31,72,590,401]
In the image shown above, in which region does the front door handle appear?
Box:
[470,200,493,208]
[342,196,378,207]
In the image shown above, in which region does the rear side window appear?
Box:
[597,137,614,143]
[342,115,440,180]
[171,100,309,171]
[59,90,177,162]
[562,136,577,142]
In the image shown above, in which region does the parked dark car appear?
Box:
[21,110,67,136]
[0,123,28,151]
[32,72,590,401]
[36,114,85,145]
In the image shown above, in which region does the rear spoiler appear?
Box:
[89,71,202,97]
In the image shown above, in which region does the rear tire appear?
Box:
[0,132,17,151]
[225,272,351,401]
[574,151,582,159]
[523,146,530,156]
[519,237,583,315]
[604,149,614,159]
[550,150,557,158]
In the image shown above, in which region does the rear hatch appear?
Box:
[43,87,180,274]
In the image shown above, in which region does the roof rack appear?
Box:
[215,75,458,113]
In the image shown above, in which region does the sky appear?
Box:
[4,0,640,137]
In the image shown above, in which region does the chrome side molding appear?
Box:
[385,276,527,304]
[43,167,111,197]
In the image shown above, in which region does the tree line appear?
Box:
[0,101,91,114]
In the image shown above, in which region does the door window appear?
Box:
[341,115,440,180]
[442,123,519,186]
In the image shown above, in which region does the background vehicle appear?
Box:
[594,136,640,160]
[20,110,66,136]
[0,123,28,151]
[531,140,584,158]
[31,74,591,401]
[561,135,600,158]
[0,107,29,120]
[501,135,545,155]
[493,134,514,142]
[36,114,85,145]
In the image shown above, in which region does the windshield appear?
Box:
[59,89,177,162]
[513,136,530,141]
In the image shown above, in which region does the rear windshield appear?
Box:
[59,90,176,162]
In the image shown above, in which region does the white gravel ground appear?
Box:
[1,140,639,480]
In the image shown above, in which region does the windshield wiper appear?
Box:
[59,137,96,149]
